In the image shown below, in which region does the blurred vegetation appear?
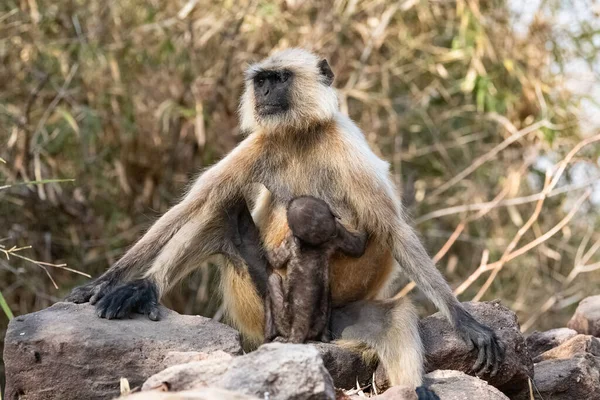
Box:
[1,0,599,390]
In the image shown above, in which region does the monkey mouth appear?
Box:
[257,104,287,116]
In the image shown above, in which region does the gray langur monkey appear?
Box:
[67,48,504,399]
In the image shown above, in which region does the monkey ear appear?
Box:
[318,59,335,86]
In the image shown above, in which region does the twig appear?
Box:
[416,177,599,224]
[430,118,551,198]
[0,178,75,191]
[455,189,591,296]
[472,170,552,301]
[1,245,91,290]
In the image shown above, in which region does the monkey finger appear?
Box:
[147,307,160,321]
[138,298,161,321]
[89,282,110,305]
[498,337,507,362]
[490,338,501,377]
[472,338,488,374]
[481,341,495,376]
[65,284,95,304]
[482,340,496,376]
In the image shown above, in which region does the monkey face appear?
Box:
[239,49,339,133]
[253,70,293,117]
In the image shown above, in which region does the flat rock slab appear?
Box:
[143,343,336,400]
[525,328,578,358]
[420,301,532,398]
[567,295,600,337]
[533,353,600,400]
[3,302,242,400]
[534,334,600,362]
[120,388,260,400]
[423,370,509,400]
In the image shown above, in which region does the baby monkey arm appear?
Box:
[333,221,368,258]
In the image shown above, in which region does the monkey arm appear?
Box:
[333,221,368,258]
[67,135,262,319]
[265,235,293,269]
[391,217,505,376]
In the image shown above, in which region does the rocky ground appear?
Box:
[3,296,600,400]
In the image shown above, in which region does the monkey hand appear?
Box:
[94,279,160,321]
[65,276,118,305]
[453,307,505,377]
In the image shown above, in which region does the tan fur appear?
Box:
[221,259,264,346]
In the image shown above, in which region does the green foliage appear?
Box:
[0,290,13,321]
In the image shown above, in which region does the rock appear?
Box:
[533,354,600,400]
[371,385,417,400]
[310,342,375,389]
[3,302,242,400]
[534,334,600,362]
[525,328,578,358]
[163,350,233,368]
[567,295,600,336]
[143,343,336,400]
[120,388,259,400]
[420,301,532,398]
[424,370,509,400]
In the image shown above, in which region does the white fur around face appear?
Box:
[239,48,339,133]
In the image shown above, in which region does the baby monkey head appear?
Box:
[287,196,337,246]
[240,48,338,132]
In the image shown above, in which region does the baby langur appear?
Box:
[265,196,367,344]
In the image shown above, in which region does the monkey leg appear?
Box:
[331,297,424,388]
[308,290,331,342]
[269,273,291,340]
[286,271,320,344]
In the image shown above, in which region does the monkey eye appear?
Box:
[280,71,291,82]
[256,78,265,87]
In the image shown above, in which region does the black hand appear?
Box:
[453,306,506,377]
[95,278,160,321]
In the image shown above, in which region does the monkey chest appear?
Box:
[258,202,394,305]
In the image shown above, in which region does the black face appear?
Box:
[253,69,293,116]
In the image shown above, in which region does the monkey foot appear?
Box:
[95,278,160,321]
[416,386,440,400]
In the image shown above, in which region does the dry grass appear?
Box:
[1,0,599,389]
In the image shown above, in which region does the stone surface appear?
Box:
[120,388,259,400]
[371,386,418,400]
[310,342,375,390]
[143,343,336,400]
[567,295,600,337]
[3,302,242,400]
[534,334,600,362]
[423,370,509,400]
[533,353,600,400]
[525,327,578,358]
[163,350,233,368]
[420,301,532,398]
